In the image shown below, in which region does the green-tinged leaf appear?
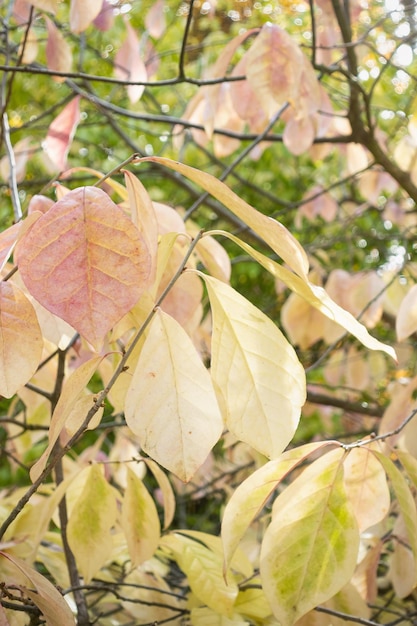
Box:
[67,464,117,583]
[397,449,417,488]
[235,579,272,620]
[143,458,176,529]
[179,530,252,579]
[199,272,306,458]
[0,282,43,398]
[139,157,309,279]
[122,467,160,567]
[124,308,223,482]
[190,607,250,625]
[207,230,396,360]
[161,532,238,617]
[30,356,103,483]
[222,441,335,572]
[260,448,359,626]
[373,451,417,570]
[0,552,75,625]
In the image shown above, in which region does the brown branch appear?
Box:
[306,390,384,417]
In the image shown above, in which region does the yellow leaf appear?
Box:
[122,467,160,567]
[67,464,118,583]
[0,282,43,398]
[222,441,335,572]
[190,607,250,625]
[396,284,417,341]
[139,157,309,280]
[144,458,176,529]
[124,308,223,481]
[17,186,151,350]
[70,0,103,33]
[260,448,359,626]
[200,273,306,458]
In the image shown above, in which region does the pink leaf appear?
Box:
[145,0,166,39]
[17,186,152,350]
[115,22,147,104]
[93,0,115,31]
[27,194,55,215]
[70,0,103,33]
[283,114,316,155]
[45,16,72,81]
[44,96,81,172]
[0,222,20,272]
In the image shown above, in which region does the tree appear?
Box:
[0,0,417,624]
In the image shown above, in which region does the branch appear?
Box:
[306,390,384,417]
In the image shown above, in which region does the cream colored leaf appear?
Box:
[124,308,223,482]
[0,282,43,398]
[210,231,396,360]
[221,441,335,572]
[122,467,160,566]
[28,0,59,12]
[396,284,417,341]
[200,272,306,458]
[67,464,117,583]
[30,356,103,482]
[70,0,103,33]
[261,448,359,626]
[139,157,309,279]
[17,186,151,350]
[389,514,417,598]
[144,457,176,529]
[0,552,75,625]
[343,446,390,533]
[194,232,231,282]
[0,222,19,272]
[161,532,238,616]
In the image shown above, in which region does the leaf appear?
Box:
[115,21,147,104]
[145,0,166,38]
[199,273,306,458]
[139,157,309,280]
[67,464,118,583]
[17,186,151,350]
[0,222,19,271]
[44,97,80,171]
[260,448,359,626]
[30,356,103,482]
[0,552,75,625]
[221,441,336,572]
[44,17,72,81]
[161,532,238,616]
[122,467,160,566]
[0,282,43,398]
[124,308,223,482]
[209,230,396,360]
[70,0,103,33]
[144,458,176,529]
[29,0,59,13]
[190,607,250,625]
[0,603,10,626]
[343,446,390,533]
[396,283,417,341]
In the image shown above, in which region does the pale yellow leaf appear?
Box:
[222,441,335,572]
[200,272,306,458]
[70,0,103,33]
[190,607,250,625]
[144,457,176,529]
[396,283,417,341]
[343,446,390,532]
[122,467,160,566]
[67,464,118,582]
[139,157,309,279]
[260,448,360,626]
[30,356,103,482]
[60,392,104,443]
[0,282,43,398]
[389,514,417,598]
[125,308,223,481]
[161,532,238,616]
[30,0,59,13]
[194,232,231,282]
[121,568,182,621]
[0,552,75,625]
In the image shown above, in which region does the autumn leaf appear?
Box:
[115,21,147,104]
[396,283,417,341]
[200,273,306,459]
[17,186,151,350]
[0,282,43,398]
[124,308,223,482]
[260,448,360,626]
[43,97,80,171]
[69,0,103,33]
[145,0,166,38]
[45,17,72,81]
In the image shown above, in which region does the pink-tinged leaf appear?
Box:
[0,137,36,183]
[145,0,166,38]
[211,83,244,157]
[27,194,54,215]
[93,0,115,31]
[12,0,31,24]
[44,96,80,172]
[30,356,103,482]
[283,113,316,155]
[0,282,43,398]
[159,271,203,332]
[0,223,20,272]
[0,602,10,626]
[343,446,390,533]
[17,186,151,349]
[281,291,325,349]
[115,22,147,104]
[45,17,72,81]
[29,0,59,13]
[0,552,75,625]
[230,54,268,133]
[396,284,417,341]
[195,232,231,283]
[378,376,417,445]
[70,0,103,33]
[122,467,161,567]
[296,186,338,224]
[139,157,310,279]
[125,309,223,482]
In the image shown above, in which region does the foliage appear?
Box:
[1,0,417,625]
